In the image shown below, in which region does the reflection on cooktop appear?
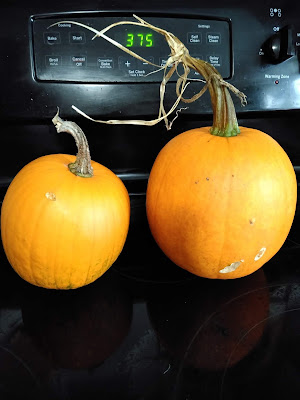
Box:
[0,192,299,399]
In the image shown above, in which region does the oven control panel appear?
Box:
[31,15,231,82]
[1,3,300,123]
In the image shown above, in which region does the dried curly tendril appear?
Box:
[49,15,246,135]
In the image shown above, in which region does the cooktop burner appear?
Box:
[0,191,299,400]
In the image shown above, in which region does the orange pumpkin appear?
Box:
[1,113,130,289]
[146,62,297,279]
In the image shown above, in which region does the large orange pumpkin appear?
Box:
[1,113,130,289]
[146,61,297,279]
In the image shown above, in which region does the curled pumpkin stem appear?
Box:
[52,110,93,178]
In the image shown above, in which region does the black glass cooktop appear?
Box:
[0,186,300,400]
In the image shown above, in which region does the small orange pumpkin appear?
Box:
[146,62,297,279]
[1,113,130,289]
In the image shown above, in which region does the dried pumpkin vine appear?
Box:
[50,15,247,134]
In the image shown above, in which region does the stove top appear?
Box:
[0,188,299,400]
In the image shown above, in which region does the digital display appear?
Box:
[126,33,153,47]
[115,30,156,48]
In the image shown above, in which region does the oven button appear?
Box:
[187,32,202,44]
[45,55,61,67]
[206,32,221,44]
[98,57,114,69]
[44,32,61,45]
[69,32,86,44]
[137,56,155,71]
[159,58,175,68]
[118,56,136,70]
[207,55,221,68]
[71,56,86,67]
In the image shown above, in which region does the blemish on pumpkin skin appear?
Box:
[249,218,256,225]
[64,283,74,289]
[255,247,266,261]
[45,192,56,201]
[219,260,244,274]
[206,177,210,181]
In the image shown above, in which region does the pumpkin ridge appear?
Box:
[83,185,97,287]
[43,167,75,288]
[7,177,43,286]
[216,137,232,275]
[147,141,179,229]
[27,193,49,287]
[56,177,76,289]
[66,179,101,288]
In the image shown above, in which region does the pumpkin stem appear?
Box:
[185,58,246,137]
[52,111,93,177]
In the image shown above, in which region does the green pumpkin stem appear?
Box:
[52,111,93,177]
[185,58,246,137]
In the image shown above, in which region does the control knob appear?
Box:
[263,25,295,63]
